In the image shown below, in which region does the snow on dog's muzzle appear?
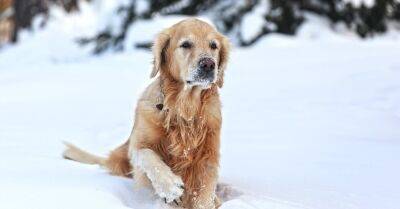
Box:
[186,57,217,88]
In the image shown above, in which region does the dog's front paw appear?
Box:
[152,170,184,203]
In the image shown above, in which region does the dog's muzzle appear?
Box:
[186,57,217,88]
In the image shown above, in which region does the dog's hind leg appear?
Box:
[63,140,132,177]
[105,140,132,177]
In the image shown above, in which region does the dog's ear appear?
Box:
[217,35,230,88]
[150,32,170,78]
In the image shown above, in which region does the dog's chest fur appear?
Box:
[153,85,221,191]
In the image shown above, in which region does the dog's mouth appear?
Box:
[186,75,216,89]
[186,79,213,89]
[186,79,214,89]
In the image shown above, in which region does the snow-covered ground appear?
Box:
[1,3,400,209]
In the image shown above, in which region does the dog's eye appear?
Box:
[210,42,218,50]
[180,41,192,49]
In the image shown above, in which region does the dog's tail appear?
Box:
[62,141,107,165]
[62,141,132,177]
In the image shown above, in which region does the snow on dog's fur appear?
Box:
[63,18,230,209]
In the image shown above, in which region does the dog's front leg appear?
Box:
[133,148,184,203]
[191,165,219,209]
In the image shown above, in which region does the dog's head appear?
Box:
[151,18,230,89]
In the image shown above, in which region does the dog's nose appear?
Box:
[199,58,215,72]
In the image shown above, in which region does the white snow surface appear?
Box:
[1,3,400,209]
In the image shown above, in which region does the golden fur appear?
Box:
[63,18,230,209]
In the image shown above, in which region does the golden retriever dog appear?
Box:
[63,18,230,209]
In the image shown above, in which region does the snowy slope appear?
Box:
[1,3,400,209]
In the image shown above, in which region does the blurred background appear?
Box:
[1,0,400,50]
[0,1,400,209]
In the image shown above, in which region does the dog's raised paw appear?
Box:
[152,170,184,203]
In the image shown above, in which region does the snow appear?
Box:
[1,3,400,209]
[344,0,375,7]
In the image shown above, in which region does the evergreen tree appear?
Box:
[12,0,48,42]
[11,0,80,43]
